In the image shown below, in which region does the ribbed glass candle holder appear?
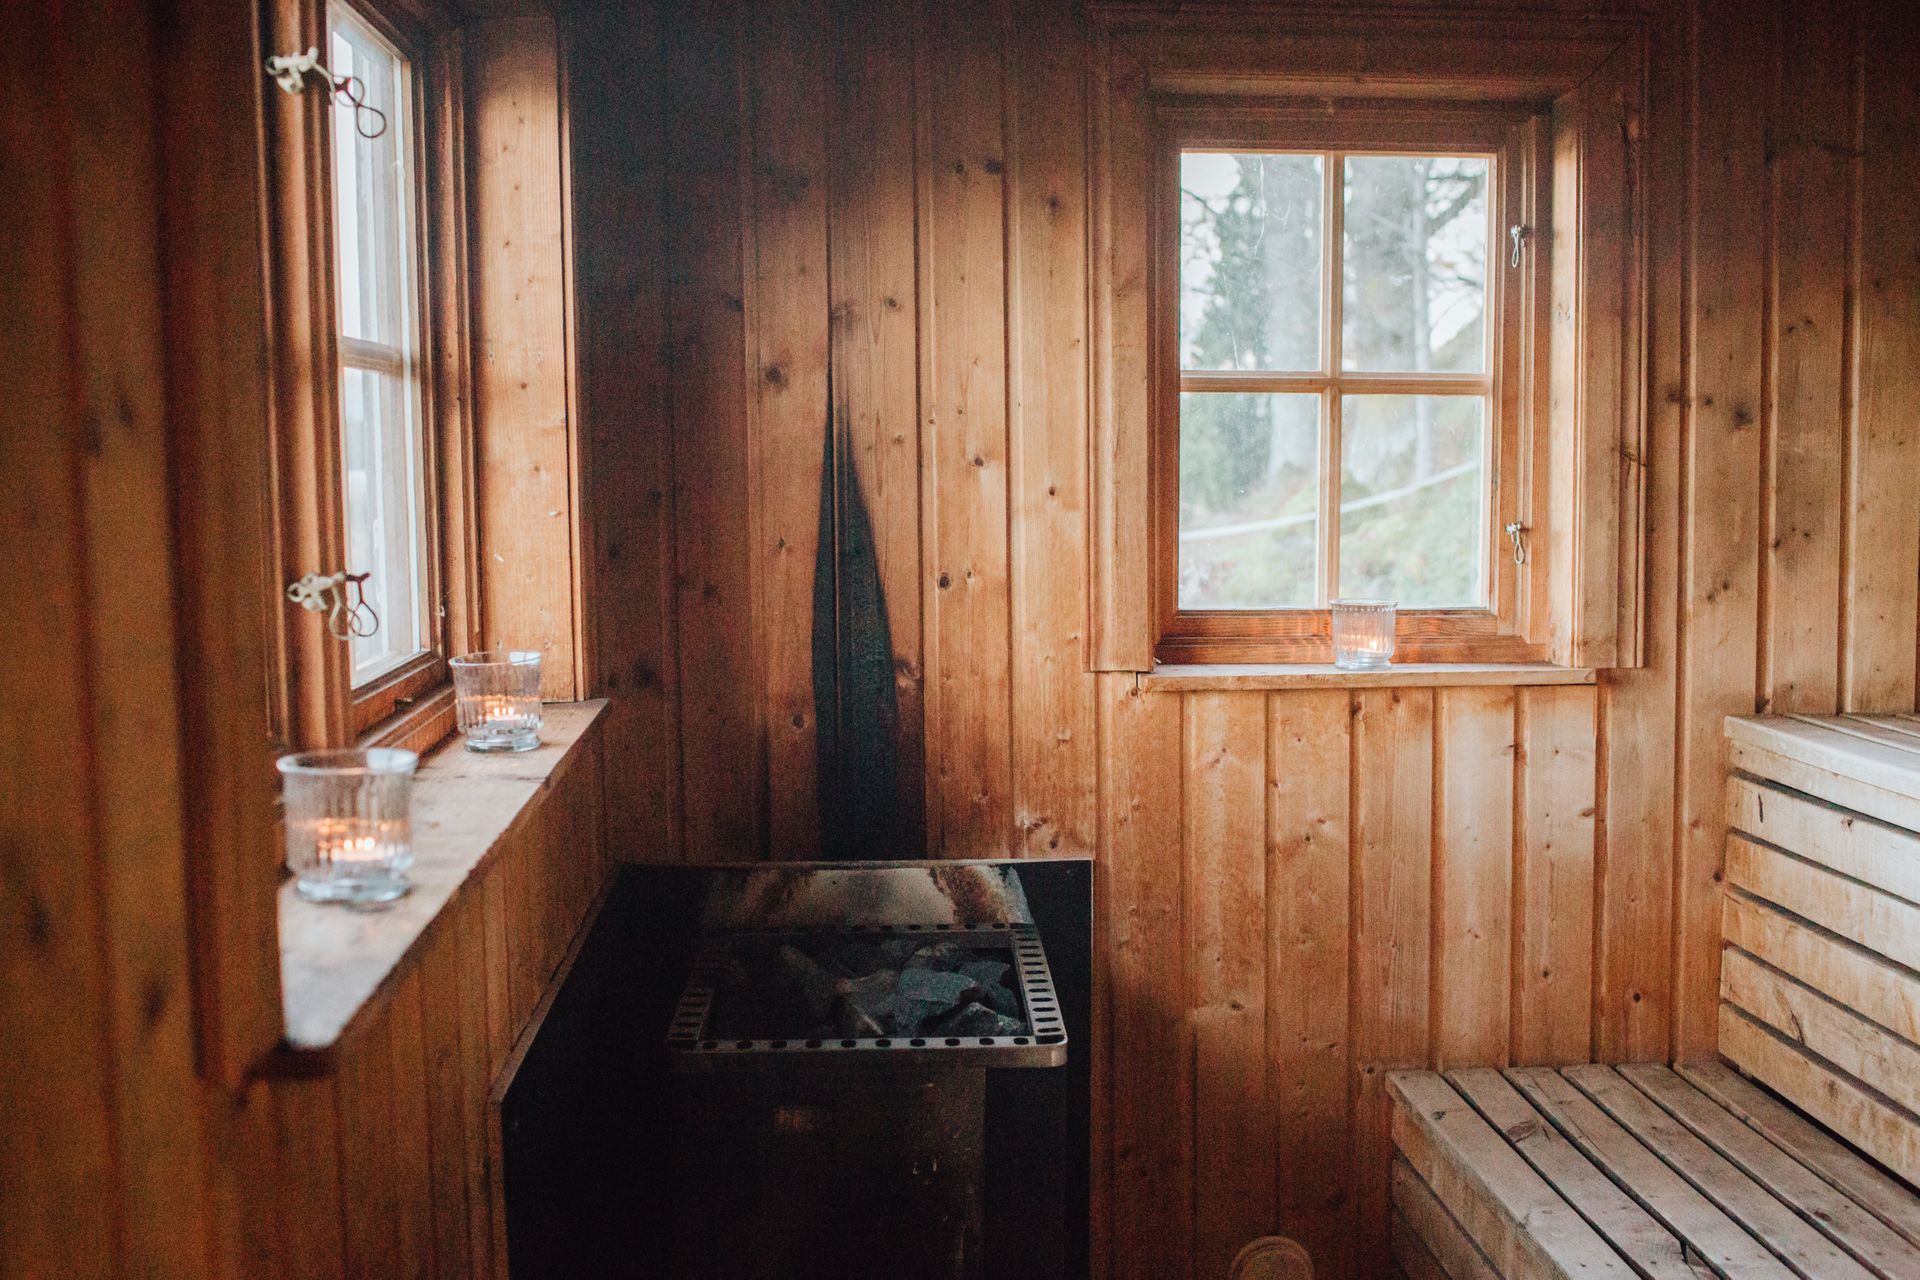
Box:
[278,748,417,906]
[451,650,544,752]
[1330,599,1397,670]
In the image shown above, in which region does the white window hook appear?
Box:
[264,46,388,139]
[265,46,325,97]
[286,570,381,641]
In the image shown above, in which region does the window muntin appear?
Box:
[1176,148,1495,614]
[329,2,430,688]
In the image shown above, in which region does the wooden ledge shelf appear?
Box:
[273,699,608,1072]
[1141,662,1596,692]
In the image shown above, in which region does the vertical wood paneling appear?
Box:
[1007,0,1098,859]
[917,0,1015,856]
[572,0,680,862]
[1514,686,1597,1065]
[418,926,476,1277]
[827,0,927,851]
[1594,0,1684,1066]
[746,0,832,857]
[65,0,217,1267]
[1184,694,1272,1280]
[1350,688,1435,1280]
[667,0,761,862]
[1087,31,1154,672]
[1844,0,1920,712]
[385,976,436,1279]
[201,1083,284,1280]
[336,1013,404,1278]
[1100,673,1190,1280]
[1674,0,1770,1061]
[1432,687,1516,1067]
[468,18,579,699]
[1267,690,1353,1280]
[1,10,132,1274]
[1761,0,1852,715]
[272,1077,347,1280]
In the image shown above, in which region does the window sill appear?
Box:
[1139,662,1595,692]
[272,698,607,1073]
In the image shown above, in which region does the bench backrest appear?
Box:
[1723,714,1920,1188]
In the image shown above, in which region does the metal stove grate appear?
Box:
[667,921,1067,1070]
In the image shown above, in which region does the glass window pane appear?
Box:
[1179,392,1320,609]
[341,367,427,682]
[1342,156,1489,373]
[330,2,428,689]
[1180,152,1322,372]
[1338,394,1486,606]
[330,13,406,346]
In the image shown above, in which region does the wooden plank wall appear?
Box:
[1,4,617,1278]
[575,1,1920,1277]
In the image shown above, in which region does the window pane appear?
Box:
[1342,156,1488,373]
[1179,392,1320,609]
[1180,153,1322,372]
[340,367,427,681]
[329,2,428,689]
[330,12,406,346]
[1339,395,1485,606]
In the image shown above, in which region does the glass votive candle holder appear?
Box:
[1330,599,1397,670]
[278,748,417,906]
[451,650,544,752]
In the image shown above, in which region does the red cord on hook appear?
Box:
[265,47,388,140]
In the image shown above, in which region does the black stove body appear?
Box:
[497,859,1091,1280]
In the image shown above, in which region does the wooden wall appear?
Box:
[0,3,614,1278]
[576,0,1920,1278]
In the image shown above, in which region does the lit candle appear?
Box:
[1330,599,1397,670]
[451,651,545,753]
[278,748,417,906]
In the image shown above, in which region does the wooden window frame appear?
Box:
[1088,10,1649,675]
[264,0,479,756]
[1154,101,1551,664]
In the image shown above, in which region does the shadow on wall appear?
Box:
[813,406,904,857]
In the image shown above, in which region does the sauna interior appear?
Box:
[10,0,1920,1276]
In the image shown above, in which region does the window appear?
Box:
[1089,15,1650,674]
[329,3,432,694]
[1152,105,1553,664]
[263,0,476,754]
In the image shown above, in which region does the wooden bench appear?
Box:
[1389,714,1920,1280]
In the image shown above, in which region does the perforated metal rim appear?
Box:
[666,924,1067,1070]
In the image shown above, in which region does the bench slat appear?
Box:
[1445,1067,1707,1280]
[1676,1062,1920,1249]
[1564,1064,1878,1280]
[1393,1209,1455,1280]
[1389,1072,1637,1280]
[1728,742,1920,837]
[1721,949,1920,1118]
[1727,777,1920,908]
[1506,1066,1797,1279]
[1620,1064,1920,1280]
[1723,893,1920,1045]
[1392,1157,1502,1280]
[1713,1014,1920,1204]
[1726,837,1920,973]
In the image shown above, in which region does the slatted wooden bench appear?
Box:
[1388,714,1920,1280]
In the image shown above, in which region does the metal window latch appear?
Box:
[286,570,380,640]
[1509,224,1530,268]
[264,47,389,139]
[1504,522,1528,566]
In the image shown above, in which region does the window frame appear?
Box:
[1151,100,1553,665]
[264,0,478,755]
